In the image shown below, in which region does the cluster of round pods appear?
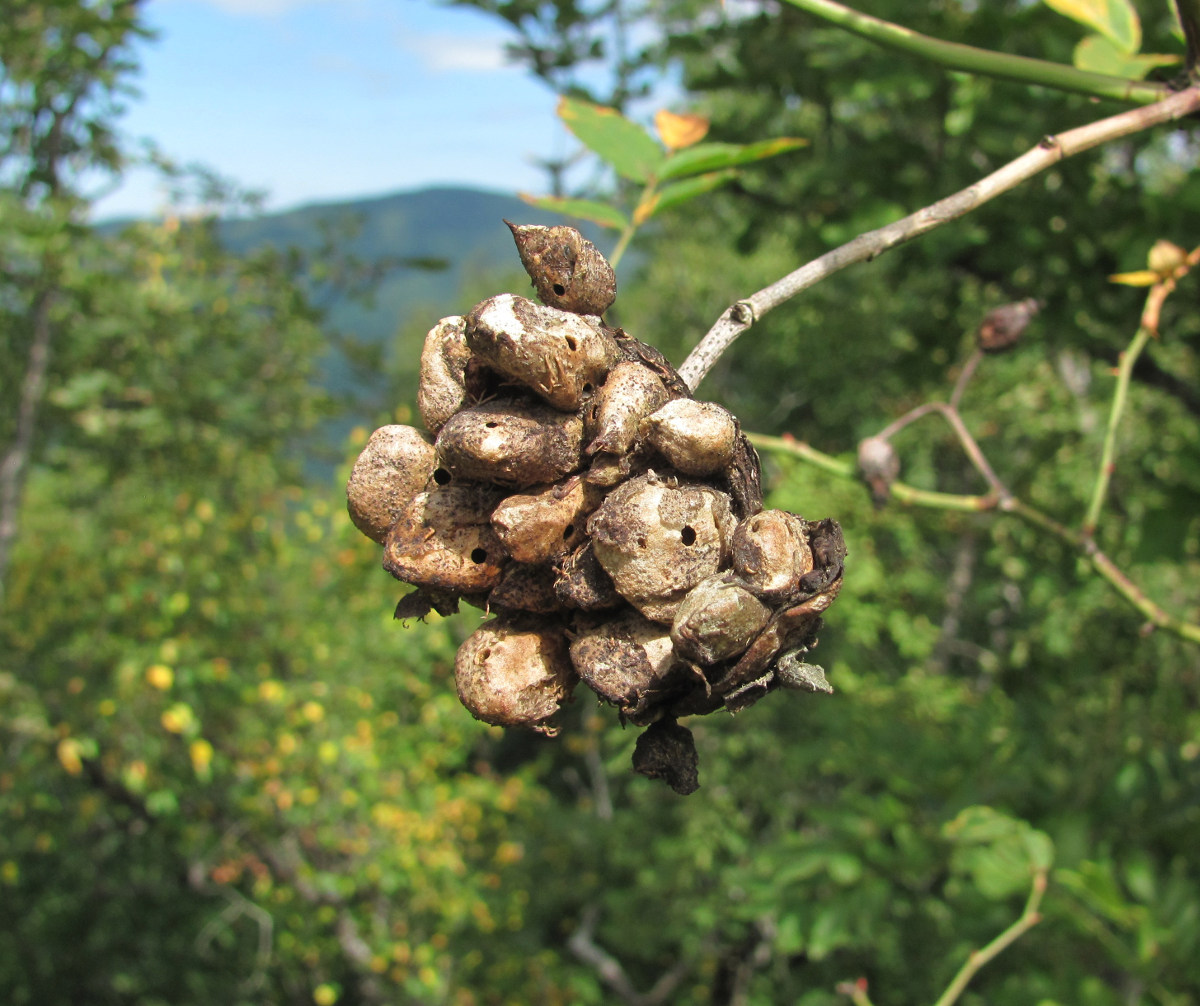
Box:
[347,223,845,793]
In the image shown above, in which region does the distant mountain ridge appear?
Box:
[219,185,572,344]
[213,185,593,469]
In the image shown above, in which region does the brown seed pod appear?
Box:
[631,718,699,795]
[490,477,598,564]
[584,449,648,488]
[587,472,736,623]
[455,618,577,734]
[670,575,771,666]
[417,316,471,434]
[731,510,813,600]
[506,221,617,317]
[553,542,624,612]
[569,609,685,713]
[856,436,899,508]
[346,425,438,545]
[718,571,843,698]
[435,397,584,489]
[641,399,738,477]
[584,360,669,457]
[382,484,506,594]
[977,298,1040,354]
[488,563,565,615]
[799,518,847,595]
[465,294,620,411]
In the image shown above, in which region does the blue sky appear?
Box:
[95,0,591,218]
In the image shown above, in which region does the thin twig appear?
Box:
[781,0,1168,104]
[749,435,1200,644]
[932,871,1047,1006]
[679,86,1200,391]
[949,348,984,410]
[568,907,650,1006]
[1083,322,1154,537]
[877,401,1012,504]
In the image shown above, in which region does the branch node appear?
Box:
[732,300,757,325]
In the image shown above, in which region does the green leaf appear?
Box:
[944,806,1055,901]
[633,170,738,224]
[658,137,809,181]
[557,96,665,183]
[1044,0,1141,52]
[1056,862,1144,927]
[518,193,629,231]
[1074,34,1180,77]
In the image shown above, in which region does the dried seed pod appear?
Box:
[382,484,506,594]
[776,653,833,693]
[856,436,899,508]
[465,294,620,411]
[491,477,598,564]
[977,298,1040,354]
[731,510,813,600]
[417,316,470,434]
[488,563,565,615]
[584,449,647,488]
[641,399,738,477]
[632,719,699,795]
[612,330,693,401]
[435,397,584,489]
[506,221,617,317]
[719,572,843,696]
[670,575,771,666]
[455,618,577,734]
[569,609,685,712]
[798,518,847,595]
[588,472,736,623]
[346,425,438,545]
[584,360,669,456]
[553,542,624,612]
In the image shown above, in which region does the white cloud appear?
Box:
[405,33,515,73]
[175,0,333,16]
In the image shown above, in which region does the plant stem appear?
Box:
[1083,322,1153,537]
[949,348,984,410]
[608,178,656,271]
[781,0,1168,104]
[751,436,1200,644]
[679,86,1200,391]
[875,401,1012,503]
[608,220,637,272]
[1083,255,1196,537]
[932,871,1047,1006]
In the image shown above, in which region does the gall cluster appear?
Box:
[347,222,845,793]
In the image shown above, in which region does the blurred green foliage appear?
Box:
[3,1,1200,1005]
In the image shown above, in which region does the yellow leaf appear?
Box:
[633,193,660,225]
[655,110,710,151]
[1044,0,1140,52]
[1108,270,1160,286]
[161,703,194,734]
[57,738,83,776]
[190,738,214,777]
[145,664,174,690]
